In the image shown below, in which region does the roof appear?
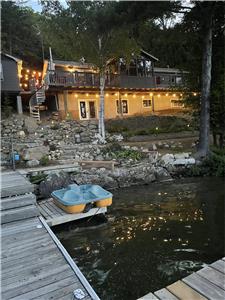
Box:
[154,67,188,74]
[52,60,95,69]
[141,50,159,62]
[1,53,22,63]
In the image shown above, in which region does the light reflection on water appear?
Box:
[55,177,225,300]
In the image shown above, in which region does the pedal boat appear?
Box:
[51,184,113,214]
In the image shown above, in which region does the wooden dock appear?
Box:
[138,258,225,300]
[38,198,107,227]
[1,171,100,300]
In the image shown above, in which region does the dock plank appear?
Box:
[183,272,225,300]
[0,193,36,210]
[138,292,159,299]
[211,260,225,274]
[167,280,207,300]
[155,288,179,300]
[1,171,99,300]
[197,266,225,290]
[38,198,107,226]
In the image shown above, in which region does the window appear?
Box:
[143,100,151,107]
[116,100,128,114]
[171,99,184,108]
[176,76,182,85]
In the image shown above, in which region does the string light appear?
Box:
[86,93,89,96]
[157,94,161,97]
[95,94,98,98]
[180,93,183,97]
[26,69,30,73]
[166,93,169,96]
[133,94,136,98]
[75,94,78,98]
[124,93,128,97]
[173,93,176,97]
[24,83,28,87]
[115,93,118,96]
[193,92,197,96]
[106,93,109,97]
[150,93,153,96]
[38,72,42,77]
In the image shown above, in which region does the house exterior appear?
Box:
[40,50,188,121]
[1,53,22,94]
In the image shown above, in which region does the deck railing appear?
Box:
[46,71,183,89]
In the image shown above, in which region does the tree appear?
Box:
[1,1,46,67]
[41,1,140,140]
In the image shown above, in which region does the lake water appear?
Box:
[55,177,225,300]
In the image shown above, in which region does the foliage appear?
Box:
[102,142,144,161]
[106,115,193,137]
[185,147,225,177]
[40,155,50,166]
[1,1,46,67]
[30,172,48,184]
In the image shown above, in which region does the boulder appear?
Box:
[161,154,174,165]
[22,146,49,161]
[26,159,40,167]
[174,153,190,159]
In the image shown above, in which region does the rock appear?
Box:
[155,167,172,182]
[152,143,157,151]
[174,153,190,159]
[39,171,74,198]
[17,130,26,137]
[24,117,38,133]
[22,146,49,161]
[26,159,40,167]
[161,154,174,165]
[172,157,195,166]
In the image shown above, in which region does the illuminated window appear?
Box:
[143,100,151,107]
[116,100,128,114]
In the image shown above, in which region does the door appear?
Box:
[79,100,96,120]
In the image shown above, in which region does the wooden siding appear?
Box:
[1,55,21,92]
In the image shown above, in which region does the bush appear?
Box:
[40,155,50,166]
[30,172,48,184]
[185,148,225,177]
[102,142,144,161]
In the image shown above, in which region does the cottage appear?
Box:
[1,53,23,113]
[28,50,188,121]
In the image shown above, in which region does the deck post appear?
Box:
[63,90,68,116]
[17,95,23,114]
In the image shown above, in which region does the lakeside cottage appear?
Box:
[1,50,189,120]
[41,50,188,120]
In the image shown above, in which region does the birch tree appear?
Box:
[41,1,139,141]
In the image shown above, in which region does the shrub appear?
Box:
[102,143,144,161]
[30,172,48,184]
[40,155,50,166]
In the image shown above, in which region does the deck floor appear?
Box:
[138,258,225,300]
[38,198,107,227]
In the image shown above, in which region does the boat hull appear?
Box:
[53,199,86,214]
[96,197,112,208]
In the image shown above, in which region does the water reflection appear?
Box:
[55,177,225,300]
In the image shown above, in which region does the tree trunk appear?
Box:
[197,7,213,158]
[98,72,106,140]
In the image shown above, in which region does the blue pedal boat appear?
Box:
[51,184,113,214]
